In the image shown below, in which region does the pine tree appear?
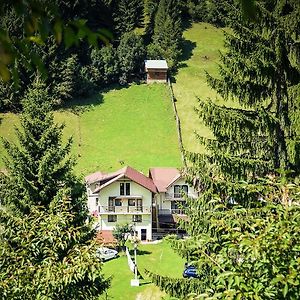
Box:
[113,0,143,37]
[144,0,159,40]
[0,80,109,298]
[2,79,76,211]
[150,0,183,69]
[148,1,300,298]
[183,0,300,201]
[117,32,145,84]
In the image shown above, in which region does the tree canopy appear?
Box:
[0,80,109,299]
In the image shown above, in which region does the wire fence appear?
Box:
[167,78,187,167]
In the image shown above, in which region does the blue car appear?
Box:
[183,265,200,279]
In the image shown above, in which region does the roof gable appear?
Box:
[87,166,157,194]
[149,167,181,192]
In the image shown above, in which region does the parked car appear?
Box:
[96,247,118,261]
[183,264,200,279]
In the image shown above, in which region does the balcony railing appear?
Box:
[165,193,194,200]
[158,208,186,215]
[98,206,151,214]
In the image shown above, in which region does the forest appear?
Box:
[0,0,233,112]
[1,0,300,299]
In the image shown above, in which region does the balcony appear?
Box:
[165,193,194,200]
[98,206,151,214]
[158,208,186,215]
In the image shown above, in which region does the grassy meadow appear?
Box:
[99,241,185,300]
[0,84,181,176]
[173,22,226,153]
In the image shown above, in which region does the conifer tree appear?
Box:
[183,0,300,201]
[0,79,109,298]
[113,0,143,37]
[144,0,159,40]
[148,1,300,298]
[2,79,76,211]
[150,0,183,69]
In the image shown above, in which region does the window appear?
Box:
[132,215,142,223]
[108,197,115,212]
[174,185,188,198]
[128,199,136,206]
[115,199,122,206]
[108,215,117,222]
[96,198,99,206]
[120,183,124,195]
[120,182,130,195]
[171,201,179,210]
[126,182,130,195]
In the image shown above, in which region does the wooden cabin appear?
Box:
[145,60,168,83]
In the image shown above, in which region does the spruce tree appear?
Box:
[2,79,76,211]
[183,0,300,201]
[113,0,143,37]
[0,79,109,298]
[148,1,300,298]
[150,0,183,69]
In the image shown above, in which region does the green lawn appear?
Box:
[172,22,226,153]
[0,83,181,175]
[100,241,185,300]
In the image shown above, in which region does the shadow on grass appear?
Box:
[57,83,133,115]
[170,38,196,80]
[129,249,152,256]
[139,280,152,286]
[180,38,197,62]
[58,93,104,115]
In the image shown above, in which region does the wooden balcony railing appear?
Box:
[98,206,151,214]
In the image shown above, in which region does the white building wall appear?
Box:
[97,214,152,240]
[87,178,153,240]
[160,177,198,213]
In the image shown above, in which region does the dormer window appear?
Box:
[120,182,130,195]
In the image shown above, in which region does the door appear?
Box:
[141,229,147,241]
[137,199,142,212]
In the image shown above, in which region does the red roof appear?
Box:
[96,230,116,244]
[85,171,104,184]
[149,167,181,192]
[86,166,157,194]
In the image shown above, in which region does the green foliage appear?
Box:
[117,32,145,84]
[149,179,300,299]
[113,0,144,38]
[0,191,110,299]
[0,79,109,298]
[183,0,234,26]
[0,1,112,82]
[149,1,300,299]
[2,80,75,210]
[112,223,133,249]
[150,0,183,69]
[90,46,119,85]
[144,0,159,40]
[184,0,300,199]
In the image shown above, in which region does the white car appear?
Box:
[96,247,118,261]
